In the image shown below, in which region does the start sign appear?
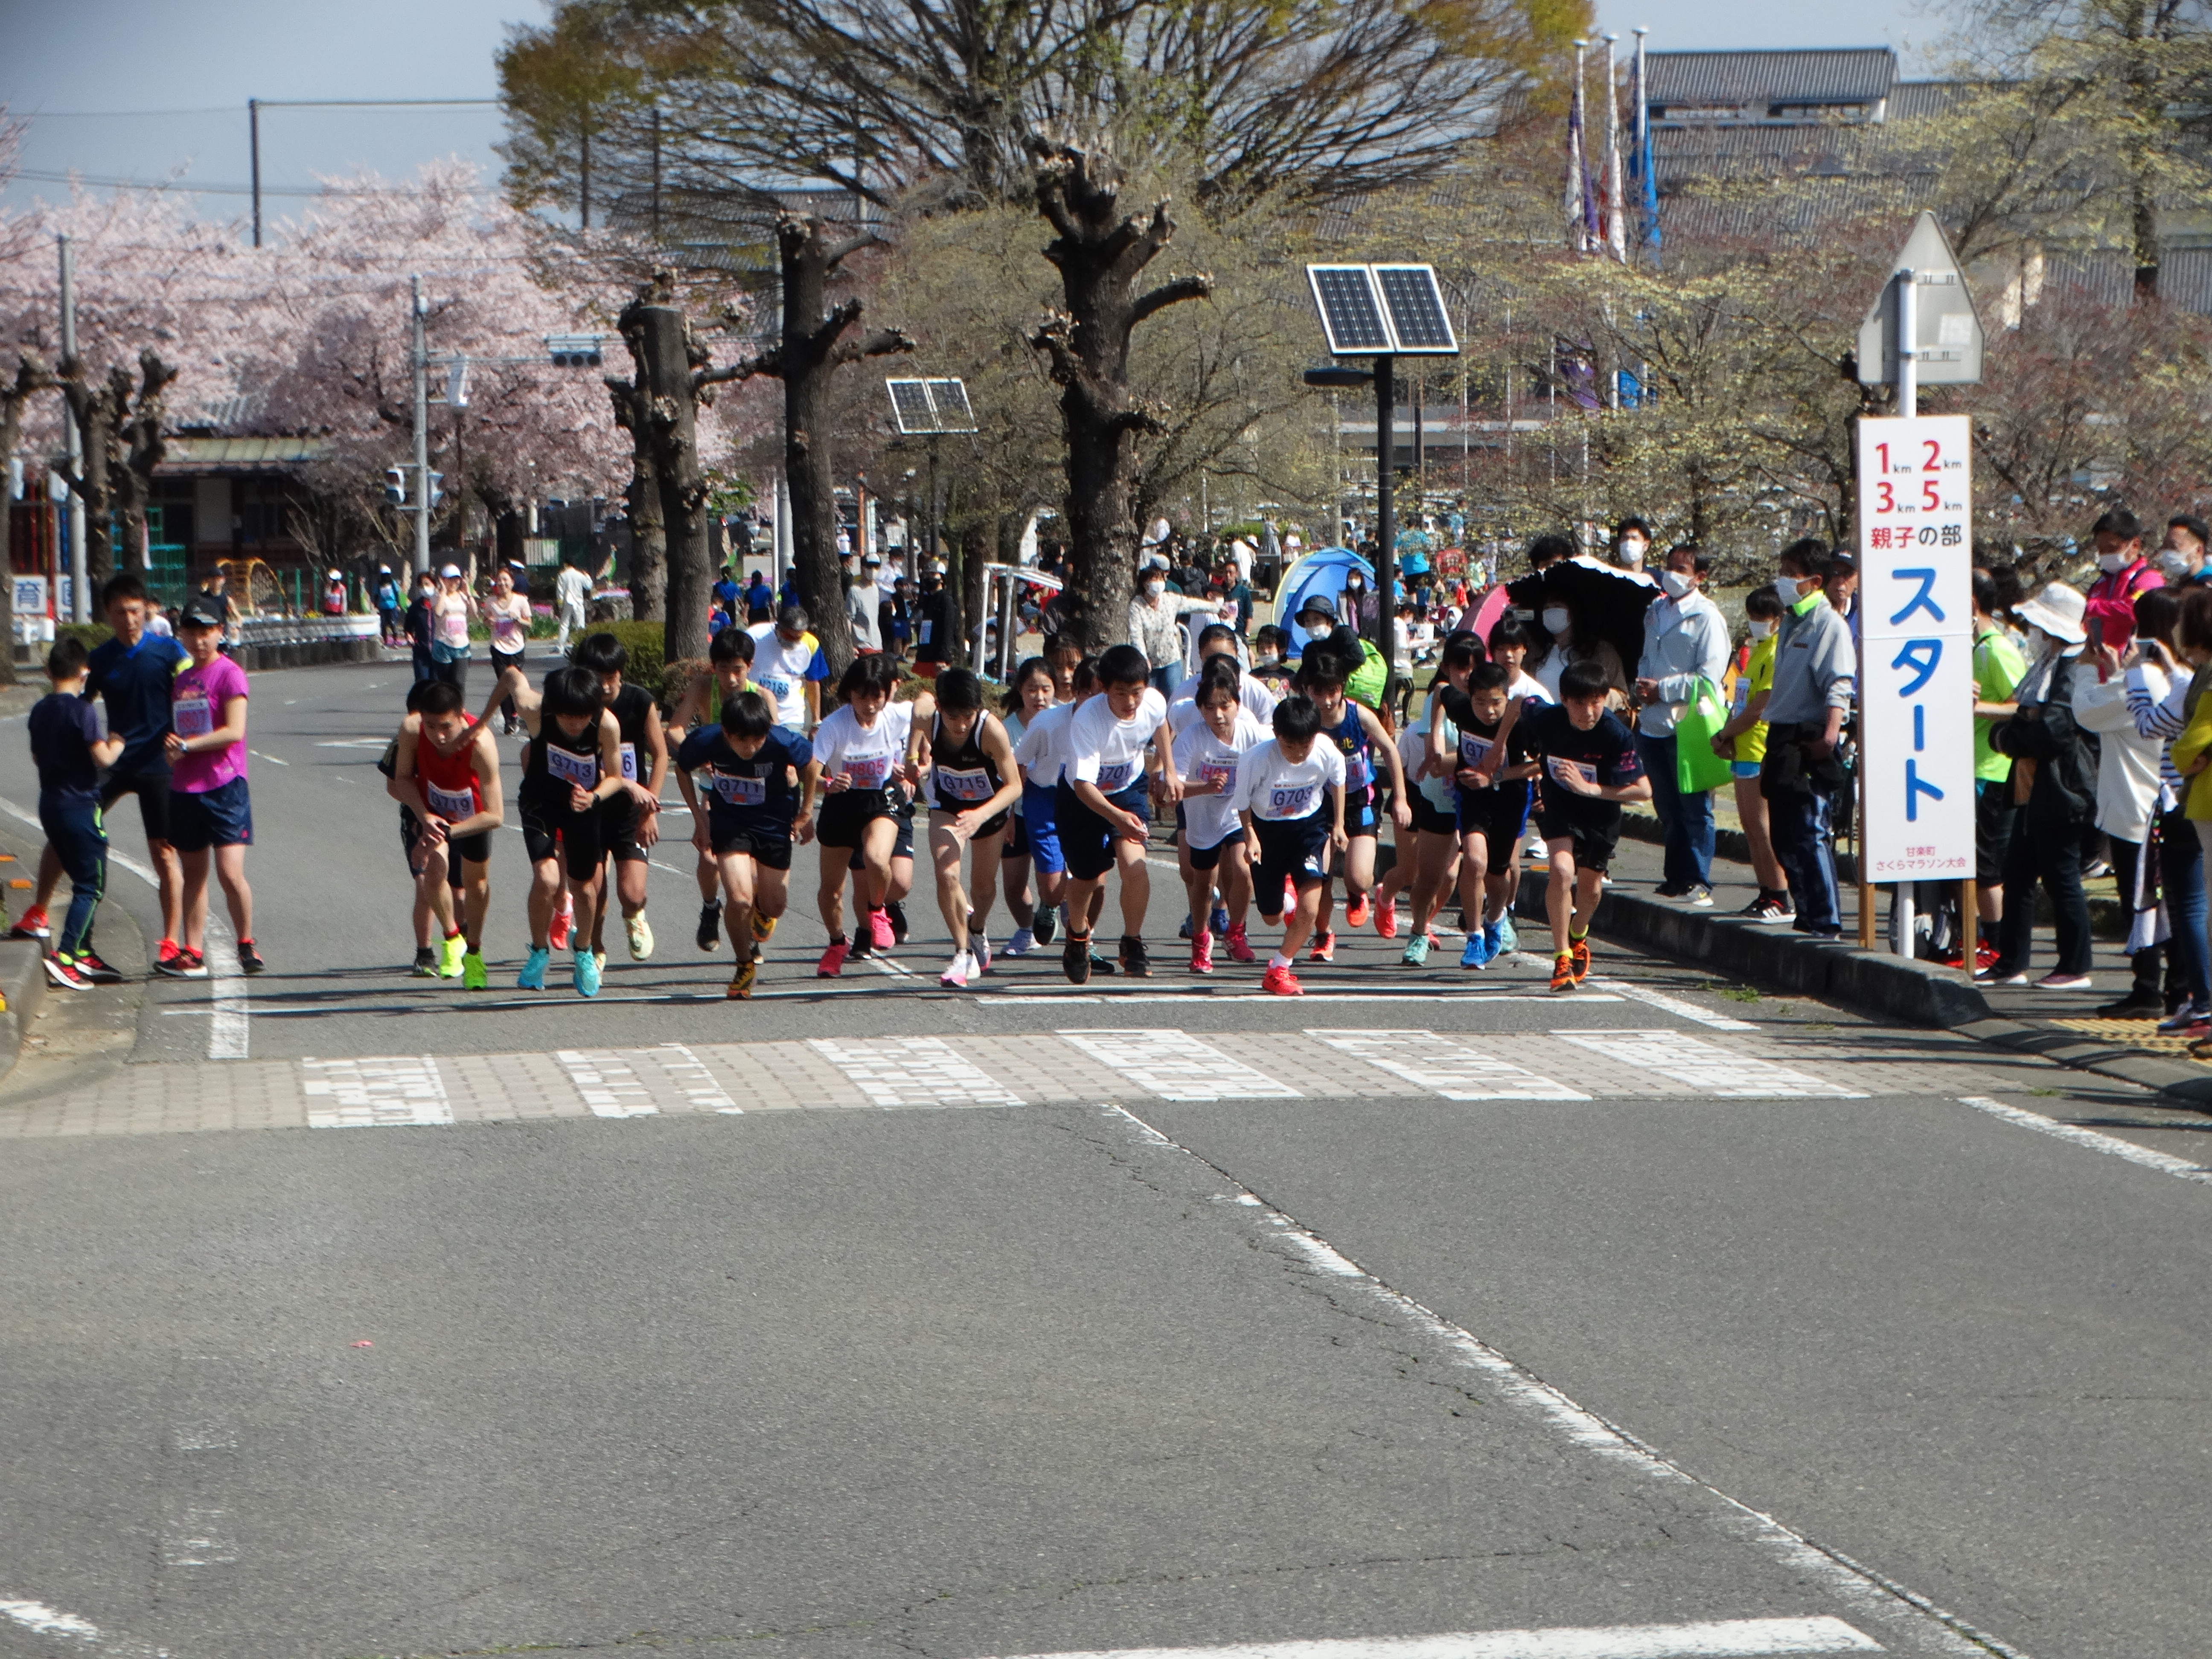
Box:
[1857,413,1974,881]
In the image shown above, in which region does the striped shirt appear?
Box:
[2123,663,2189,813]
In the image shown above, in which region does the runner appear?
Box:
[1231,694,1348,997]
[809,653,913,976]
[13,575,191,972]
[905,667,1023,987]
[1519,658,1651,992]
[1433,660,1538,969]
[572,632,669,966]
[666,628,783,950]
[850,786,917,951]
[1170,655,1270,972]
[164,600,259,976]
[674,690,819,999]
[392,679,504,988]
[1390,636,1485,964]
[381,681,464,977]
[1058,644,1179,982]
[26,637,125,989]
[1296,641,1410,957]
[483,565,535,733]
[750,605,830,728]
[1014,655,1106,963]
[429,563,475,692]
[996,658,1056,956]
[501,664,628,996]
[1166,626,1277,944]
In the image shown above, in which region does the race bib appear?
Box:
[1269,784,1317,817]
[618,741,638,781]
[547,745,597,788]
[1458,733,1493,769]
[1343,747,1373,790]
[1095,759,1138,792]
[174,694,213,739]
[844,751,892,789]
[492,614,524,646]
[937,765,993,802]
[1731,679,1750,715]
[1198,760,1236,795]
[715,771,767,806]
[1548,757,1599,788]
[760,673,795,702]
[427,781,475,819]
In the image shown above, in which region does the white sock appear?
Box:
[1270,952,1293,969]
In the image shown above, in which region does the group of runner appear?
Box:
[378,605,1650,998]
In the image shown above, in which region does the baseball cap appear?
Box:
[439,563,463,579]
[180,600,225,629]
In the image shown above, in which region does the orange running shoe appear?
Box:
[1345,893,1371,929]
[1261,963,1304,996]
[1550,952,1577,993]
[1569,938,1590,983]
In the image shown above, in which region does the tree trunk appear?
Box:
[1029,139,1214,652]
[607,375,667,622]
[60,351,175,596]
[636,304,713,659]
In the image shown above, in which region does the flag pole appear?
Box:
[1633,26,1655,262]
[1603,33,1625,262]
[1569,38,1589,253]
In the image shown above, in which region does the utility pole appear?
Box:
[650,108,662,242]
[411,274,431,576]
[1374,353,1396,674]
[579,123,591,231]
[59,235,87,623]
[249,99,262,248]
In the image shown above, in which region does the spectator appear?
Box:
[881,577,912,660]
[1958,572,2028,974]
[1824,553,1861,649]
[555,559,591,652]
[1986,582,2100,990]
[846,561,882,653]
[1759,538,1856,938]
[372,565,404,644]
[2084,507,2162,651]
[2130,584,2212,1032]
[1250,625,1294,687]
[1710,584,1791,922]
[1531,586,1627,705]
[1632,541,1730,905]
[913,569,954,675]
[746,570,774,624]
[2155,514,2211,585]
[2076,586,2175,1016]
[405,572,438,684]
[1341,565,1381,632]
[1608,517,1657,586]
[1129,568,1217,694]
[713,563,742,617]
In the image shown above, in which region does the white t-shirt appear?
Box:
[748,623,823,714]
[1067,687,1169,796]
[813,701,912,792]
[1507,669,1548,704]
[1232,737,1347,823]
[556,566,591,609]
[1166,670,1277,737]
[1173,710,1271,851]
[1400,710,1456,813]
[1014,700,1079,788]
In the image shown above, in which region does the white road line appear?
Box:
[1059,1027,1300,1101]
[656,1042,739,1112]
[1555,1030,1865,1099]
[312,738,391,749]
[204,906,250,1060]
[809,1036,1025,1107]
[1307,1028,1589,1100]
[1958,1095,2212,1183]
[980,1620,1883,1659]
[303,1055,454,1128]
[554,1049,660,1117]
[1584,975,1759,1031]
[249,750,290,765]
[0,1596,104,1641]
[981,992,1625,1006]
[0,795,157,885]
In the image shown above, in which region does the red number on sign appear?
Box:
[1875,443,1891,473]
[1876,481,1895,513]
[1923,439,1941,471]
[1923,479,1941,510]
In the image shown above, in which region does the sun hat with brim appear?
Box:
[2014,581,2089,644]
[1296,594,1339,623]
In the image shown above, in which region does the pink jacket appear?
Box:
[2085,559,2162,649]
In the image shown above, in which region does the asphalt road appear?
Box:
[0,654,2206,1659]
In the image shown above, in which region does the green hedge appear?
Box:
[55,623,114,652]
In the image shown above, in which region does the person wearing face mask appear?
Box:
[1759,539,1857,937]
[1631,542,1731,903]
[1710,585,1792,921]
[1340,568,1381,632]
[2156,513,2210,585]
[1129,558,1218,695]
[2083,508,2163,655]
[1531,587,1627,706]
[1608,518,1658,586]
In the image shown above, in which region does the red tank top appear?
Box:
[416,723,484,820]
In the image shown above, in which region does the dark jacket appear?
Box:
[1992,653,2099,829]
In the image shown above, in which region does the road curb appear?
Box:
[0,938,45,1082]
[1953,1015,2212,1107]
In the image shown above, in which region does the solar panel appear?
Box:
[1307,266,1393,355]
[886,378,938,434]
[1374,265,1458,354]
[926,378,978,432]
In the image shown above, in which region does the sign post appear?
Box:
[1857,212,1984,961]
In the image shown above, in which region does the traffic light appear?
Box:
[384,466,407,506]
[546,334,605,368]
[427,472,445,509]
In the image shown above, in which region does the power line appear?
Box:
[7,168,504,198]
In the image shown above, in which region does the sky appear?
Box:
[0,0,1947,229]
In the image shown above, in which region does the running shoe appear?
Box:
[849,926,875,960]
[574,948,602,998]
[1550,952,1577,993]
[1654,882,1691,898]
[518,946,550,990]
[1261,962,1303,996]
[626,912,655,961]
[549,906,573,952]
[1377,902,1398,939]
[439,933,467,978]
[1089,949,1119,976]
[939,951,972,989]
[697,901,722,952]
[818,937,850,977]
[593,949,607,975]
[154,942,197,978]
[2034,971,2094,991]
[238,940,265,975]
[728,959,758,1000]
[1225,922,1255,963]
[1345,893,1371,929]
[1210,904,1230,938]
[2157,1002,2209,1034]
[42,953,93,991]
[1307,928,1336,963]
[1401,933,1431,966]
[751,910,777,942]
[7,907,49,941]
[73,950,124,984]
[1003,926,1036,958]
[1190,929,1214,975]
[972,932,991,976]
[1179,914,1193,940]
[886,900,909,943]
[1033,906,1057,946]
[1569,938,1590,983]
[1685,885,1714,908]
[1743,893,1796,923]
[1064,933,1092,985]
[176,949,209,979]
[462,952,488,991]
[1495,914,1517,954]
[412,946,439,978]
[1121,935,1151,978]
[1481,920,1502,962]
[1461,931,1491,969]
[867,906,896,950]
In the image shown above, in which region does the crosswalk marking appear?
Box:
[979,1616,1883,1659]
[808,1037,1025,1108]
[555,1049,661,1117]
[1554,1030,1868,1098]
[301,1056,454,1128]
[1306,1029,1589,1100]
[1059,1028,1301,1102]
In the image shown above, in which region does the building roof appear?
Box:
[1648,49,1897,121]
[157,436,331,474]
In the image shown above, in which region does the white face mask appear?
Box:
[1144,580,1164,597]
[1618,538,1647,568]
[2096,550,2131,573]
[2158,548,2193,578]
[1776,568,1804,598]
[1541,607,1571,634]
[1749,619,1776,640]
[1658,568,1693,599]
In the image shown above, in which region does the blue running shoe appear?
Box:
[1482,920,1502,960]
[1210,904,1230,938]
[1496,913,1517,954]
[518,946,550,990]
[1461,931,1491,969]
[573,947,602,998]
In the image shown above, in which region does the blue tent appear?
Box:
[1274,547,1374,653]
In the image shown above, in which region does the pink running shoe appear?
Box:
[1190,929,1214,975]
[817,937,850,978]
[1225,923,1255,963]
[867,906,895,950]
